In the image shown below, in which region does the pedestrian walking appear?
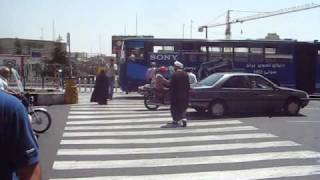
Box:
[162,61,190,128]
[106,59,117,99]
[90,70,109,105]
[0,91,41,180]
[186,68,198,84]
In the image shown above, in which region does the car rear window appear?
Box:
[198,73,224,86]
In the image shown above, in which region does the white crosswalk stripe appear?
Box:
[64,120,243,130]
[51,93,320,179]
[60,133,277,145]
[57,141,299,155]
[53,151,320,170]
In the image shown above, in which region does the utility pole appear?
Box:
[190,20,193,39]
[67,32,72,77]
[124,24,127,35]
[99,34,102,55]
[40,28,44,40]
[225,10,231,39]
[52,20,56,41]
[182,24,185,39]
[135,13,138,36]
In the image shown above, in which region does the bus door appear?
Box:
[295,43,317,94]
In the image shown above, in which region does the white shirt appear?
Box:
[0,76,8,90]
[188,72,197,84]
[106,63,118,78]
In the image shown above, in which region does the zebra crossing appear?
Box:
[50,93,320,179]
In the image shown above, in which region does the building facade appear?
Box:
[0,38,67,59]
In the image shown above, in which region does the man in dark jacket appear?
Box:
[162,61,190,128]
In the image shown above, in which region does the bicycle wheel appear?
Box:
[30,109,52,133]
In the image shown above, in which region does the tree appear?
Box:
[265,33,280,40]
[14,38,22,54]
[51,42,67,65]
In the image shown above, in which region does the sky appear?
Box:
[0,0,319,55]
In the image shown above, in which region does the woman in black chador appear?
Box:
[90,70,109,105]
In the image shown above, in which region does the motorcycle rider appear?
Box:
[151,66,170,103]
[0,66,29,108]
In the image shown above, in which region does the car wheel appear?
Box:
[209,101,226,117]
[285,98,300,116]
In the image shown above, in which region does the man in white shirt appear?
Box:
[106,59,117,99]
[186,68,197,84]
[0,66,10,91]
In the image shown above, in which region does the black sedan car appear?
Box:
[189,72,309,117]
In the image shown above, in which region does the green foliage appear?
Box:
[51,42,67,65]
[14,38,22,54]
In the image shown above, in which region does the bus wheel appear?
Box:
[284,98,300,116]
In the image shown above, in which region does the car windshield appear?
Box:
[198,73,223,86]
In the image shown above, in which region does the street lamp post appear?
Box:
[198,26,208,40]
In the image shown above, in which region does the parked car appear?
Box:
[189,72,309,117]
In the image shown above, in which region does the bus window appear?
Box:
[153,45,174,53]
[234,47,249,62]
[249,47,264,63]
[222,47,233,62]
[201,46,207,52]
[209,46,221,52]
[265,48,276,54]
[265,47,292,63]
[223,47,233,54]
[127,47,144,60]
[250,48,263,54]
[208,46,222,60]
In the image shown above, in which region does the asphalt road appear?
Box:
[37,92,320,180]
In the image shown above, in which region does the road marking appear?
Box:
[49,165,320,180]
[304,107,320,110]
[69,111,171,115]
[72,104,145,107]
[57,141,299,155]
[68,113,170,119]
[73,101,143,105]
[63,126,258,137]
[66,117,170,125]
[70,107,149,111]
[64,120,243,130]
[68,116,223,125]
[61,133,277,145]
[287,120,320,123]
[53,151,320,170]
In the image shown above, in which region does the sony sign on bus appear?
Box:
[149,53,179,61]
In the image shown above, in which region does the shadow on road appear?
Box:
[186,111,306,121]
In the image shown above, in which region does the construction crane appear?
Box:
[198,3,320,39]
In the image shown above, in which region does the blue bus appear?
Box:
[119,38,320,93]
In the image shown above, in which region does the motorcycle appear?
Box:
[25,94,52,133]
[138,84,170,110]
[6,67,52,133]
